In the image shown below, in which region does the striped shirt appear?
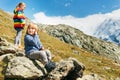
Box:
[13,7,25,29]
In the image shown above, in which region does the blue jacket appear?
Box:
[24,34,43,55]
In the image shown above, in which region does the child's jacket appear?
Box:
[13,7,25,29]
[24,34,43,55]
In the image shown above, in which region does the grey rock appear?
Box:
[116,77,120,80]
[2,54,15,62]
[45,58,85,80]
[15,51,25,57]
[0,37,24,56]
[0,37,8,46]
[0,46,16,55]
[0,54,14,61]
[5,57,44,79]
[77,74,105,80]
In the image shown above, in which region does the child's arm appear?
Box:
[36,35,44,50]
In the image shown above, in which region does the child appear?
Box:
[24,23,55,72]
[13,2,26,48]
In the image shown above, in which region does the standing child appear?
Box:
[24,23,55,72]
[13,2,26,48]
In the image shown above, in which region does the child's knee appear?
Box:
[45,49,51,53]
[43,58,48,64]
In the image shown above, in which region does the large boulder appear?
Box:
[5,57,44,79]
[45,58,85,80]
[4,57,85,80]
[0,37,25,56]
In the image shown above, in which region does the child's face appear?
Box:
[27,27,36,35]
[20,4,26,10]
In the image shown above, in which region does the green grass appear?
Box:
[0,9,120,80]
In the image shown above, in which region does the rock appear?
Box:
[5,57,44,79]
[2,54,15,62]
[15,51,25,57]
[0,54,14,61]
[116,77,120,80]
[0,37,25,56]
[77,74,105,80]
[0,37,17,56]
[4,56,85,80]
[45,58,85,80]
[0,37,8,46]
[0,46,16,55]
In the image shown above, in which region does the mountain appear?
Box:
[38,24,120,63]
[0,9,120,80]
[93,17,120,44]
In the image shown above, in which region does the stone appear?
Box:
[5,57,44,79]
[45,58,85,80]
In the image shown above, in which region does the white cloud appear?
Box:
[32,9,120,35]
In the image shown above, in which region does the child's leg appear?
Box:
[28,51,48,64]
[15,28,22,46]
[44,49,52,61]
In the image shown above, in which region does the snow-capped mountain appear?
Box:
[93,16,120,44]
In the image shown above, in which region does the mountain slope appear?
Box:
[0,9,120,80]
[38,24,120,64]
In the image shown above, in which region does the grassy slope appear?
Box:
[0,9,120,80]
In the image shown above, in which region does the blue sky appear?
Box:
[0,0,120,19]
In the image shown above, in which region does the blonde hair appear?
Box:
[26,23,38,34]
[17,2,26,7]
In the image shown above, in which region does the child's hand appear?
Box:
[35,31,37,34]
[41,47,44,50]
[40,47,44,50]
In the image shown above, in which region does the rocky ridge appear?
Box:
[38,24,120,63]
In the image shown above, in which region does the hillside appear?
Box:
[0,9,15,42]
[0,9,120,80]
[38,24,120,64]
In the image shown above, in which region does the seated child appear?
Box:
[24,23,55,72]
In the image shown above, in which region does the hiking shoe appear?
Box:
[45,61,56,73]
